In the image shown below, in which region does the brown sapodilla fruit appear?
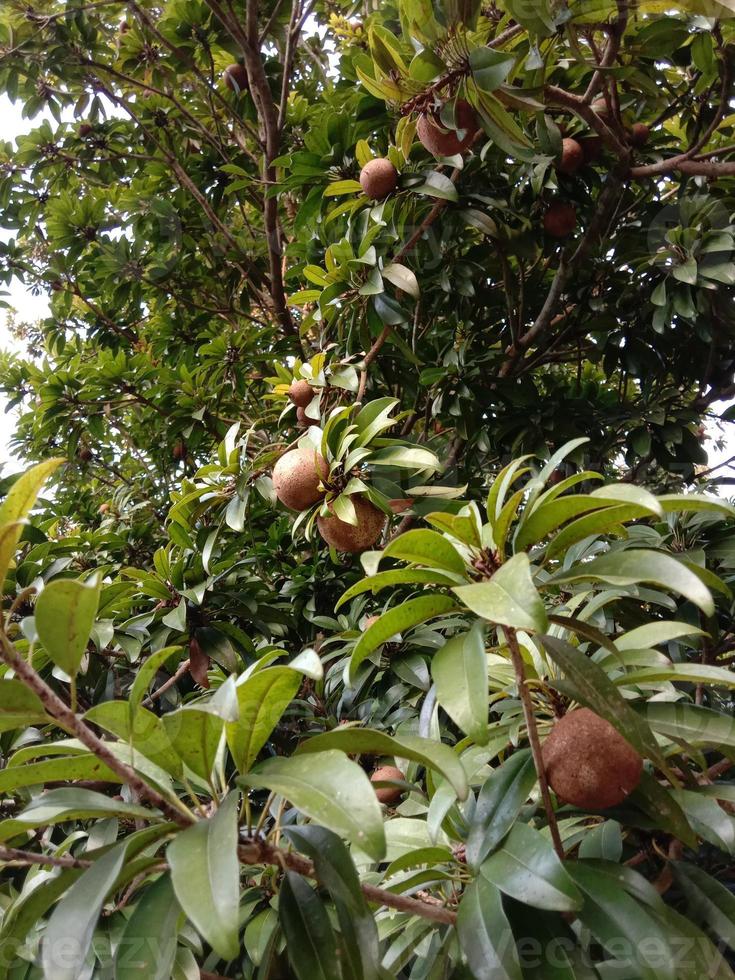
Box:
[417,99,478,157]
[556,137,584,176]
[371,765,405,805]
[224,63,248,93]
[317,495,386,552]
[591,97,611,121]
[578,135,603,164]
[288,379,315,408]
[543,201,577,239]
[296,406,319,429]
[272,447,328,511]
[79,123,93,138]
[630,122,650,148]
[172,438,187,462]
[542,707,643,810]
[360,158,398,200]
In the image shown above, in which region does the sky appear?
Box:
[1,93,734,488]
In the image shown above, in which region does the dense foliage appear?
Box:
[1,0,735,977]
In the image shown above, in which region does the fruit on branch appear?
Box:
[317,496,386,552]
[579,135,603,164]
[78,123,93,138]
[543,201,577,238]
[542,707,643,809]
[77,445,92,462]
[371,765,404,804]
[629,122,650,147]
[591,97,612,121]
[417,99,478,157]
[296,406,319,428]
[224,63,249,94]
[288,379,315,407]
[364,614,380,629]
[172,438,187,462]
[556,137,584,175]
[359,158,398,200]
[272,447,328,511]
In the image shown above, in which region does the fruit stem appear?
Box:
[503,626,565,860]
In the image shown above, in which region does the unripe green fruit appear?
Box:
[272,447,328,511]
[542,707,643,809]
[317,496,386,552]
[359,158,398,200]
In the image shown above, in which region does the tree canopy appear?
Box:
[1,0,735,977]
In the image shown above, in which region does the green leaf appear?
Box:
[541,636,667,771]
[465,750,537,869]
[658,493,735,517]
[453,554,548,632]
[162,706,223,782]
[284,825,381,980]
[629,771,697,848]
[296,727,468,800]
[323,179,364,197]
[672,789,735,853]
[167,792,240,960]
[671,862,735,952]
[0,752,118,792]
[373,292,409,325]
[456,876,522,980]
[381,529,467,575]
[0,458,64,588]
[410,172,458,201]
[129,647,183,714]
[469,47,516,93]
[382,263,420,298]
[431,624,489,744]
[84,701,182,776]
[115,874,181,980]
[514,495,612,551]
[349,595,460,681]
[279,873,341,980]
[566,861,678,980]
[335,568,460,610]
[641,701,735,748]
[35,575,101,677]
[480,823,583,911]
[226,666,301,773]
[239,750,386,861]
[549,550,715,615]
[616,663,735,689]
[368,446,440,471]
[0,678,48,732]
[43,842,127,980]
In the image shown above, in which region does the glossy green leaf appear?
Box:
[629,771,696,848]
[162,706,223,782]
[0,678,48,732]
[239,750,386,861]
[279,872,341,980]
[456,876,522,980]
[454,554,548,632]
[381,528,467,575]
[480,823,583,911]
[431,624,489,744]
[465,750,537,869]
[167,792,240,960]
[671,862,735,951]
[115,874,181,980]
[469,47,516,93]
[335,568,459,610]
[0,458,64,588]
[296,727,468,800]
[35,574,102,677]
[226,666,301,773]
[641,701,735,747]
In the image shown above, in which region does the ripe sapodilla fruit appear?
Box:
[543,201,577,238]
[79,123,93,138]
[542,707,643,809]
[371,765,405,805]
[224,63,248,93]
[296,406,318,428]
[317,495,386,552]
[630,122,650,148]
[288,379,314,408]
[556,137,584,176]
[360,158,398,200]
[272,447,328,511]
[591,97,611,121]
[417,99,478,157]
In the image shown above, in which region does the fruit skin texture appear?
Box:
[417,99,478,157]
[272,447,328,511]
[543,201,577,238]
[630,122,650,148]
[224,63,248,93]
[288,379,315,407]
[296,406,318,428]
[79,123,93,138]
[591,97,611,121]
[371,766,404,805]
[317,496,386,552]
[360,158,398,200]
[557,138,584,175]
[542,707,643,809]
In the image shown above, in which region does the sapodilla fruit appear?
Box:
[317,495,386,552]
[542,707,643,809]
[556,137,584,176]
[417,99,478,157]
[371,765,404,805]
[360,158,398,200]
[224,63,248,93]
[579,135,603,164]
[543,201,577,238]
[630,122,650,148]
[272,447,328,511]
[288,379,315,408]
[591,97,611,121]
[296,406,318,428]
